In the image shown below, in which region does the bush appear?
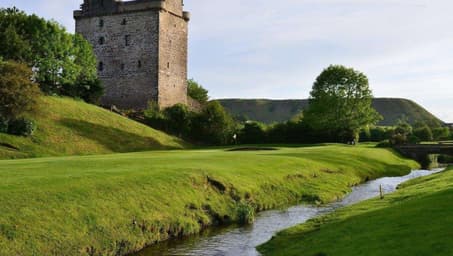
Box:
[239,122,267,144]
[0,60,41,120]
[432,127,450,141]
[7,118,36,136]
[191,101,236,145]
[236,202,255,225]
[163,104,191,137]
[413,125,433,141]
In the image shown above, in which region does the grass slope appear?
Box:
[219,98,443,126]
[258,166,453,256]
[0,145,418,255]
[0,96,185,159]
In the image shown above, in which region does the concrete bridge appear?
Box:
[395,144,453,169]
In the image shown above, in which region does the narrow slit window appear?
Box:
[125,35,130,46]
[99,19,104,28]
[138,60,142,68]
[98,62,104,72]
[121,63,125,71]
[121,18,127,25]
[99,36,105,45]
[167,62,170,68]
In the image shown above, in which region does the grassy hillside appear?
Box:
[0,96,185,159]
[0,145,418,255]
[219,98,443,126]
[258,166,453,256]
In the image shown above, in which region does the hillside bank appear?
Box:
[258,165,453,256]
[0,96,186,159]
[0,145,418,255]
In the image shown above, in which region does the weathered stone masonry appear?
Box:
[74,0,190,109]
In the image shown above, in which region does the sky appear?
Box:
[1,0,452,122]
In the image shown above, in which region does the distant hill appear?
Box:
[0,96,186,159]
[218,98,443,126]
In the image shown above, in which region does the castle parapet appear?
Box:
[74,0,185,18]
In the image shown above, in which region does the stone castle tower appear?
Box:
[74,0,190,109]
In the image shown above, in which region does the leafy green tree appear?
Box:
[0,8,102,103]
[0,60,41,120]
[390,118,413,145]
[304,65,382,142]
[413,125,433,142]
[239,121,267,144]
[187,79,209,104]
[432,127,450,141]
[163,104,192,137]
[192,101,235,145]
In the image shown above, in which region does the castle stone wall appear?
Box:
[158,10,188,108]
[75,0,189,110]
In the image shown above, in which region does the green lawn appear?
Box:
[258,165,453,256]
[0,96,186,159]
[0,145,418,255]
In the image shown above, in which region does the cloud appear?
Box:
[1,0,452,121]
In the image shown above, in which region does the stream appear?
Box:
[135,168,443,256]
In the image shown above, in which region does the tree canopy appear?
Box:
[0,60,41,120]
[187,79,209,104]
[304,65,382,142]
[0,7,103,103]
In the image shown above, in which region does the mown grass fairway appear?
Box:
[258,166,453,256]
[0,145,418,255]
[0,96,185,159]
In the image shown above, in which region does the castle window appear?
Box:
[99,19,104,28]
[125,35,130,46]
[138,60,142,69]
[121,18,127,25]
[121,63,125,71]
[99,36,105,45]
[98,62,104,72]
[167,62,170,68]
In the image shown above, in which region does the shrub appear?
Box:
[0,60,41,120]
[239,121,267,144]
[163,104,191,137]
[413,125,433,141]
[236,202,255,225]
[7,118,36,136]
[191,101,236,145]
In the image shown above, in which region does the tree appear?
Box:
[432,127,450,141]
[187,79,209,104]
[239,121,267,144]
[0,60,41,120]
[304,65,382,142]
[191,101,235,145]
[413,125,433,142]
[163,104,191,137]
[390,118,413,145]
[0,8,102,103]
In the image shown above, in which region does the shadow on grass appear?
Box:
[59,118,172,152]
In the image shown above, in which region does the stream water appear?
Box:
[135,169,443,256]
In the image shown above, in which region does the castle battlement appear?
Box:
[74,0,190,109]
[75,0,190,21]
